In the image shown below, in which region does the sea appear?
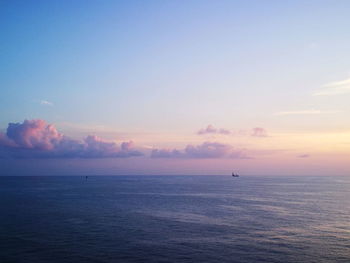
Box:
[0,175,349,263]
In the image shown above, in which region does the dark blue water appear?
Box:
[1,176,349,263]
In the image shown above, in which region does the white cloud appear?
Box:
[40,100,53,106]
[313,77,350,96]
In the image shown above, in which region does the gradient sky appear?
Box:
[1,0,350,175]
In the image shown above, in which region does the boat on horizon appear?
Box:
[232,172,239,177]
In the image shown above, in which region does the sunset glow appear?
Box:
[1,0,350,175]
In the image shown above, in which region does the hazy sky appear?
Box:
[1,0,350,175]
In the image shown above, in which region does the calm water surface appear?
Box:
[0,176,349,262]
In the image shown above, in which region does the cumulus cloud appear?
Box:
[151,142,248,159]
[5,119,61,150]
[251,127,268,137]
[197,125,231,135]
[0,119,143,159]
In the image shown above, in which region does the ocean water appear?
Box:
[0,176,349,263]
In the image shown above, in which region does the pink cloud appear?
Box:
[197,125,231,135]
[297,154,310,158]
[150,148,183,158]
[121,141,134,151]
[198,125,268,138]
[151,142,248,159]
[6,119,62,150]
[0,119,143,159]
[251,127,268,137]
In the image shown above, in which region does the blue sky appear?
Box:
[1,0,350,175]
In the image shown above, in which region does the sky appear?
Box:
[1,0,350,175]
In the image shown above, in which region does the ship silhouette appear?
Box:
[232,172,239,177]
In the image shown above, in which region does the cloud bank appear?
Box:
[151,142,248,159]
[0,119,143,159]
